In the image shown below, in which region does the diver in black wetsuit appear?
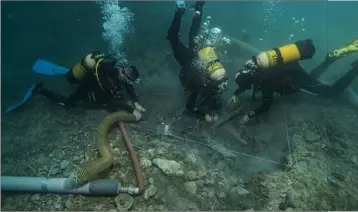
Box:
[36,51,146,120]
[167,1,229,123]
[229,39,358,124]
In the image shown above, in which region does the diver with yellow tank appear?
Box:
[167,1,228,123]
[35,51,146,120]
[229,39,358,124]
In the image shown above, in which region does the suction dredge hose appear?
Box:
[64,111,145,195]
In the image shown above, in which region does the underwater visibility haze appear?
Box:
[1,0,358,211]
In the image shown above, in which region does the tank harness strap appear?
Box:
[94,59,106,92]
[273,48,284,65]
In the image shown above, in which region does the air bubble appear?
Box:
[98,1,134,62]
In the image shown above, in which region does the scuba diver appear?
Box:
[34,51,146,119]
[167,1,229,123]
[229,39,358,124]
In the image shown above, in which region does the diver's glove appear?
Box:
[239,114,250,125]
[133,109,143,121]
[239,111,255,125]
[228,95,238,105]
[134,102,146,113]
[205,113,218,123]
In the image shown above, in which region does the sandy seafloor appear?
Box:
[1,86,358,211]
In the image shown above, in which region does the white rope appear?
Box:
[128,123,290,167]
[284,112,293,167]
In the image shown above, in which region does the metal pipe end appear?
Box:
[117,187,139,195]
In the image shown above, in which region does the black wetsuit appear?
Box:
[38,58,138,113]
[167,3,222,117]
[242,58,358,119]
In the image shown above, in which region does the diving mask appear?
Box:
[242,59,258,74]
[90,51,105,61]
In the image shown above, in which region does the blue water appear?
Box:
[2,1,357,107]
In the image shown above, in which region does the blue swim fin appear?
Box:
[176,1,186,9]
[5,84,37,113]
[32,59,69,76]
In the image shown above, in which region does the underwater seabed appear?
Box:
[1,90,358,210]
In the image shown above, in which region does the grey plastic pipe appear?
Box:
[1,176,139,195]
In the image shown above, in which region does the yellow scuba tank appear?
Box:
[71,61,88,81]
[67,59,89,85]
[197,47,224,75]
[254,39,316,69]
[67,52,104,85]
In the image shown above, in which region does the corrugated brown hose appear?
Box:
[69,111,145,194]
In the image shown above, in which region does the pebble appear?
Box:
[144,185,157,200]
[197,166,207,178]
[351,156,358,165]
[152,158,184,176]
[65,198,72,209]
[37,154,49,165]
[304,130,320,142]
[94,204,104,210]
[204,179,215,185]
[185,153,197,164]
[184,181,197,195]
[63,169,73,177]
[218,192,227,198]
[60,160,70,169]
[140,158,152,168]
[114,193,134,211]
[228,176,241,186]
[113,148,120,153]
[147,149,155,159]
[285,192,297,208]
[184,171,199,181]
[148,178,154,184]
[49,168,60,175]
[31,194,41,202]
[230,185,250,196]
[196,180,204,188]
[207,190,215,198]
